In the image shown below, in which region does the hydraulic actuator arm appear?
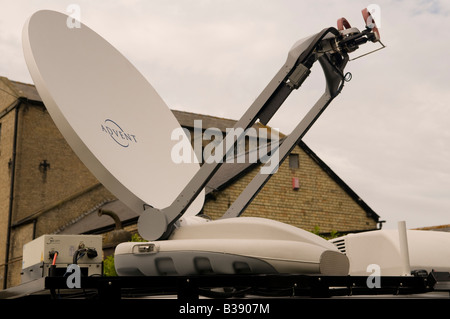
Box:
[138,9,384,240]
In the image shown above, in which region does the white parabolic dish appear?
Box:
[22,10,205,218]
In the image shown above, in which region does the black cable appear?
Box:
[72,247,98,264]
[73,248,85,264]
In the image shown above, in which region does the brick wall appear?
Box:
[0,78,21,288]
[203,146,377,233]
[12,104,101,221]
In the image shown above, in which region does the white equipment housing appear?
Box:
[330,228,450,276]
[115,217,349,276]
[21,235,103,283]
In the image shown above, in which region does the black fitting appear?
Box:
[73,247,98,264]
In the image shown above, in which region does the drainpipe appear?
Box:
[3,99,21,289]
[98,209,131,254]
[98,209,123,230]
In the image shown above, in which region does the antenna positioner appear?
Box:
[362,8,380,42]
[334,8,386,60]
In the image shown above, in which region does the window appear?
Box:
[289,154,299,169]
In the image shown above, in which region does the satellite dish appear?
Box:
[22,10,205,219]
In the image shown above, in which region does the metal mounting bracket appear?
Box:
[138,15,383,240]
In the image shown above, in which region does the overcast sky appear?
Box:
[1,0,449,230]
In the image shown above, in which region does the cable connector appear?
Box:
[72,247,98,264]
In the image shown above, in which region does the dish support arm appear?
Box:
[137,27,350,240]
[138,12,383,240]
[222,53,349,219]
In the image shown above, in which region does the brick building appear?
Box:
[0,76,381,288]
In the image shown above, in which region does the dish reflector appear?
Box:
[22,10,205,218]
